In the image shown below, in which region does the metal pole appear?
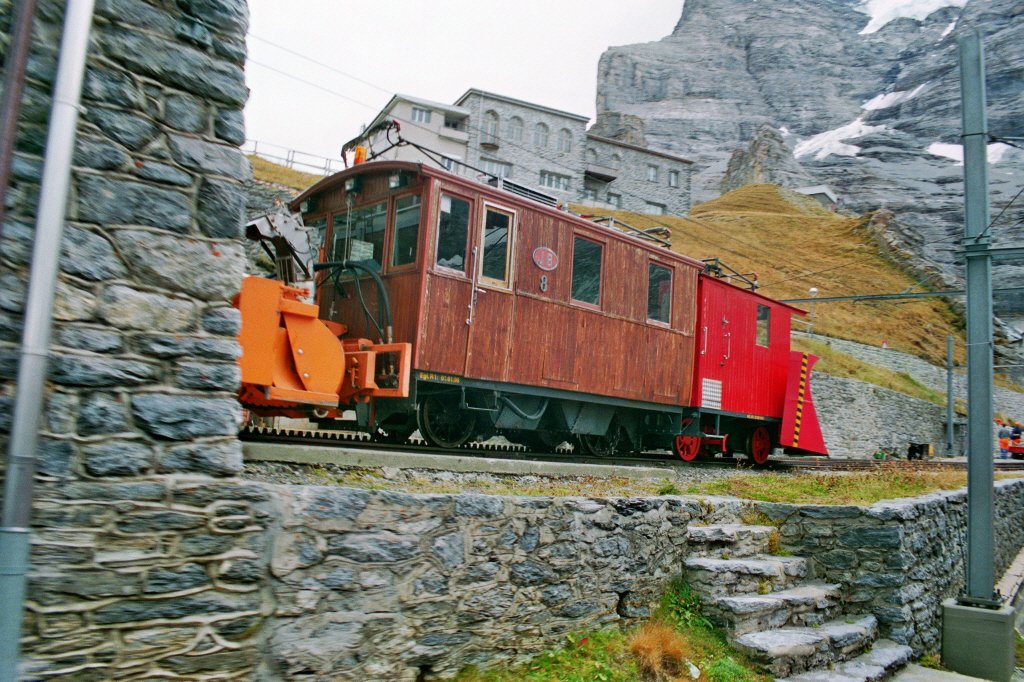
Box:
[0,1,95,678]
[946,335,955,456]
[0,0,40,237]
[958,30,997,604]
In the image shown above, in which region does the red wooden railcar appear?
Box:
[257,160,825,462]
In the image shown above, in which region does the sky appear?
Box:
[243,0,686,171]
[242,0,970,173]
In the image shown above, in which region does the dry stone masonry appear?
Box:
[0,0,256,677]
[3,0,1024,679]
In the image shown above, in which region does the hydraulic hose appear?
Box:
[313,260,393,343]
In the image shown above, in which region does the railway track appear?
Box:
[240,425,1024,472]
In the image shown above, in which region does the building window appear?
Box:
[607,193,622,208]
[647,263,672,324]
[534,122,549,148]
[436,194,470,272]
[583,189,597,201]
[392,195,421,267]
[571,237,602,306]
[508,116,523,142]
[539,171,570,190]
[585,148,598,164]
[756,305,771,347]
[557,129,573,153]
[333,201,387,270]
[411,107,431,124]
[480,158,512,178]
[647,164,659,182]
[481,206,514,286]
[609,153,622,170]
[668,170,679,188]
[441,156,457,172]
[483,110,499,145]
[646,202,666,215]
[443,116,463,130]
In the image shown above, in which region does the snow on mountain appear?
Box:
[862,84,928,111]
[794,119,888,160]
[857,0,968,35]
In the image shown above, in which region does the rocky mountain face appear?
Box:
[593,0,1024,335]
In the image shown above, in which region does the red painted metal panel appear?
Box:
[694,276,794,419]
[780,351,828,454]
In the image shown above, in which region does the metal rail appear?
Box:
[239,426,1024,472]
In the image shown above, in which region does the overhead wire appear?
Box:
[244,24,1018,303]
[245,34,699,217]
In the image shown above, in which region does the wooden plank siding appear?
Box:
[292,161,703,409]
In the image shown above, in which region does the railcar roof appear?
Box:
[292,160,715,274]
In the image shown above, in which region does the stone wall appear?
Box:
[255,480,1024,679]
[758,478,1024,655]
[813,374,959,459]
[264,488,704,680]
[0,0,258,678]
[803,332,1024,458]
[801,332,1024,420]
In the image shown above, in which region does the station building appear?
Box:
[345,88,693,217]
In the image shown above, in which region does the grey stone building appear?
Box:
[347,87,694,216]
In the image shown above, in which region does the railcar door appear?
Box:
[695,280,730,413]
[464,202,517,380]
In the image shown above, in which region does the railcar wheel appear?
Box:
[577,423,624,457]
[674,435,701,462]
[746,426,772,467]
[417,394,474,449]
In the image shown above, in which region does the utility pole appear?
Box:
[946,335,955,456]
[941,29,1014,682]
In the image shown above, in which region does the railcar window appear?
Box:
[436,195,470,272]
[571,237,602,306]
[756,304,770,346]
[481,207,514,285]
[333,201,386,270]
[392,195,421,267]
[647,264,672,324]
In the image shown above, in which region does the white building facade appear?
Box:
[346,88,693,216]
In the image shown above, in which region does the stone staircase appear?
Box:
[686,523,914,680]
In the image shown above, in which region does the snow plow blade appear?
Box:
[779,351,828,455]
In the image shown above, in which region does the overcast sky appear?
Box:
[242,1,965,171]
[243,0,686,170]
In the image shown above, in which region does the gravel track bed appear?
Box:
[242,458,773,497]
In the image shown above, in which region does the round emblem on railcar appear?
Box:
[532,246,559,271]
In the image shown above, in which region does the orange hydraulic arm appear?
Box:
[235,276,410,413]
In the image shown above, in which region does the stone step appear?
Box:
[733,614,877,678]
[687,523,779,559]
[776,638,914,681]
[686,555,809,596]
[706,583,843,636]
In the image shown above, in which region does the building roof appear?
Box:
[345,94,471,149]
[586,133,693,165]
[794,185,838,204]
[455,88,590,122]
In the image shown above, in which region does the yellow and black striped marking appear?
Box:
[793,353,808,447]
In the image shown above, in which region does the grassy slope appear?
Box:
[248,154,324,190]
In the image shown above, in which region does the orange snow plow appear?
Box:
[235,276,410,413]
